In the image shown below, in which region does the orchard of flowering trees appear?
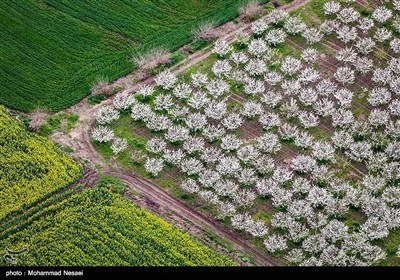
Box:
[91,0,400,266]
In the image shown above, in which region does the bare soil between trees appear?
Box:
[49,0,311,266]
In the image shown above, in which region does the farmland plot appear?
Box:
[1,185,235,266]
[0,0,252,112]
[92,0,400,265]
[0,106,82,222]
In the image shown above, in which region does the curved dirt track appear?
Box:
[64,105,279,265]
[59,0,311,266]
[66,100,280,266]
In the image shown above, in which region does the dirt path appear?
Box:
[115,0,311,95]
[62,0,310,166]
[52,0,311,266]
[108,170,280,266]
[62,99,281,265]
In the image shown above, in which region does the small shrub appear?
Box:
[192,21,218,41]
[239,0,264,21]
[19,114,31,129]
[169,51,188,66]
[88,94,107,105]
[131,48,171,72]
[38,124,53,137]
[91,77,109,95]
[148,63,167,76]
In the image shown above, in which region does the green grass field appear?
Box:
[0,0,251,112]
[1,185,235,266]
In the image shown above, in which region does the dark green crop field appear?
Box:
[0,0,249,112]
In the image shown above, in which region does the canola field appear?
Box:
[0,106,82,221]
[1,186,235,266]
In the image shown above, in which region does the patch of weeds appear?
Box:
[39,113,79,136]
[253,211,273,225]
[19,114,32,129]
[98,175,128,195]
[88,94,107,105]
[189,40,211,52]
[38,124,53,137]
[60,145,74,153]
[169,51,188,66]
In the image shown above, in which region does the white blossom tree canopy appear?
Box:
[91,0,400,266]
